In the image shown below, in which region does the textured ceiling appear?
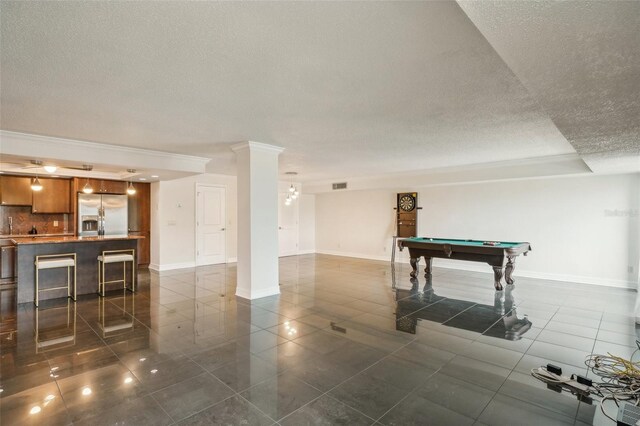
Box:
[0,1,580,181]
[459,0,640,173]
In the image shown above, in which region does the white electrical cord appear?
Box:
[585,342,640,422]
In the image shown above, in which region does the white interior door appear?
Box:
[278,193,298,257]
[196,185,226,265]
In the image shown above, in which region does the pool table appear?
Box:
[397,237,531,290]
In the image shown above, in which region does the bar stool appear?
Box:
[97,249,136,296]
[34,253,76,307]
[98,291,135,337]
[35,298,77,353]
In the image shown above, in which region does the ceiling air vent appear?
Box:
[332,182,347,190]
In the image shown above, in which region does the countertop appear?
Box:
[10,235,145,245]
[0,233,74,238]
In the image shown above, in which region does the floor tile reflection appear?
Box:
[0,255,635,425]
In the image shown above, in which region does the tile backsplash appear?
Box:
[0,206,72,235]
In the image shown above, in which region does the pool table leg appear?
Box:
[424,257,433,276]
[505,256,516,285]
[409,257,419,278]
[492,266,504,291]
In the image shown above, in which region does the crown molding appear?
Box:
[0,130,211,175]
[230,141,285,154]
[303,154,596,193]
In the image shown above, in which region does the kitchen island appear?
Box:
[12,235,143,304]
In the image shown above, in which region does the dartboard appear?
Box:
[399,194,415,212]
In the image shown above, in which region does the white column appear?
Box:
[231,141,284,300]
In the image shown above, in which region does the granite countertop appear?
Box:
[0,233,74,238]
[10,235,145,245]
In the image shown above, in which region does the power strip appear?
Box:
[532,367,592,395]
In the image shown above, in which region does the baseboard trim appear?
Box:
[315,249,391,262]
[150,261,196,272]
[235,286,280,300]
[315,250,636,289]
[427,258,636,289]
[152,258,239,271]
[153,250,635,289]
[297,249,316,255]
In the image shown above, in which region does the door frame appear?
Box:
[195,183,227,266]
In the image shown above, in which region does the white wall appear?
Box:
[151,174,237,270]
[315,173,640,288]
[299,194,316,254]
[151,174,315,270]
[316,190,397,259]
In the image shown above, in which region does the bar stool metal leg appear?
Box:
[35,253,76,307]
[97,249,136,296]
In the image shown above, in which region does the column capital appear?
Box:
[231,141,285,154]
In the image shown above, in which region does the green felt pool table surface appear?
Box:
[404,237,524,249]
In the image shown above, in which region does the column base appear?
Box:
[235,286,280,300]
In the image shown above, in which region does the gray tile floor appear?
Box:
[1,254,637,425]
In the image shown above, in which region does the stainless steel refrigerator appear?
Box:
[78,194,128,236]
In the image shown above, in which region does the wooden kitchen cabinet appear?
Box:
[127,182,150,232]
[0,175,33,206]
[32,178,72,213]
[73,178,128,195]
[129,231,150,265]
[90,179,127,194]
[128,182,151,266]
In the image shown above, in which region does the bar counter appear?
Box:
[11,235,143,245]
[0,233,74,239]
[15,235,143,304]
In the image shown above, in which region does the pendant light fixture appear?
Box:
[126,169,137,195]
[126,182,136,195]
[82,180,94,194]
[31,176,43,191]
[81,165,94,193]
[284,172,299,206]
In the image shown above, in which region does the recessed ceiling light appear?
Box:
[139,178,147,181]
[151,175,159,178]
[44,165,57,173]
